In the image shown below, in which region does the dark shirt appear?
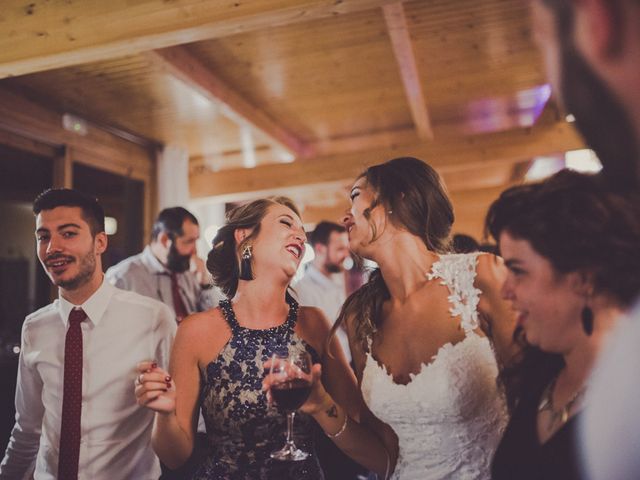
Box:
[491,382,584,480]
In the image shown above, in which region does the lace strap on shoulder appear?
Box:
[427,253,482,333]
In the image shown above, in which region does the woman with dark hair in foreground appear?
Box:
[487,170,640,480]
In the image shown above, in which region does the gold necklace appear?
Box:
[538,374,587,432]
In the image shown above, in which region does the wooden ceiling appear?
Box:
[0,0,584,237]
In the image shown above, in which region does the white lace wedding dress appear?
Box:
[361,253,508,480]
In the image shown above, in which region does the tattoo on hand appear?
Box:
[326,404,338,418]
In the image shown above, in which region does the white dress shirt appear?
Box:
[294,264,351,363]
[105,246,219,434]
[0,279,176,480]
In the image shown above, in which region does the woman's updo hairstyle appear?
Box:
[206,196,300,298]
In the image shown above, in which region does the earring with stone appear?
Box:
[239,245,254,281]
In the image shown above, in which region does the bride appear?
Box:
[328,157,517,479]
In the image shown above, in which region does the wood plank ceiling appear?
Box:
[0,0,583,237]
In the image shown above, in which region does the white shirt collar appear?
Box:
[305,264,341,289]
[141,244,170,275]
[58,277,116,327]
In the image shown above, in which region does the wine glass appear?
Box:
[268,351,313,461]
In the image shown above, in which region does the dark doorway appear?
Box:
[72,163,145,271]
[0,143,53,453]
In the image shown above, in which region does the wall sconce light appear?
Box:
[105,217,118,235]
[62,113,88,136]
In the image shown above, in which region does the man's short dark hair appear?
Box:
[310,221,346,247]
[33,188,105,236]
[151,207,199,241]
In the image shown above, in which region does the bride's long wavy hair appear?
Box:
[330,157,454,353]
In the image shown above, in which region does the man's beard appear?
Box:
[325,260,343,274]
[54,251,96,290]
[559,37,639,191]
[166,242,191,273]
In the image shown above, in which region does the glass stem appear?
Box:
[286,411,296,446]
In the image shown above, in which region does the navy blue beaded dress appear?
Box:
[192,297,325,479]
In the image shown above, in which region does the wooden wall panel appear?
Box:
[0,86,155,235]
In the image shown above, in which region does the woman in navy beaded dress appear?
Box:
[134,197,388,479]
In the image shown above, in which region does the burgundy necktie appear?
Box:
[58,308,86,480]
[170,273,189,323]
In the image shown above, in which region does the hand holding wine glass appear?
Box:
[265,351,313,461]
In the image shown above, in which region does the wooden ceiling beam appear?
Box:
[297,184,516,235]
[449,184,519,239]
[189,121,585,202]
[0,0,398,79]
[189,128,421,170]
[441,162,525,193]
[0,86,153,180]
[449,184,514,207]
[300,203,351,226]
[0,128,58,158]
[309,127,419,157]
[383,2,434,140]
[147,46,308,157]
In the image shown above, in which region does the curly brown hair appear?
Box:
[485,169,640,409]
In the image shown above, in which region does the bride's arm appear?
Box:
[294,307,397,478]
[344,311,399,476]
[475,253,520,368]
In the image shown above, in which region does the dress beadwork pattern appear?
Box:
[193,297,324,480]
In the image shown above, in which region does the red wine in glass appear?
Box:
[271,378,312,412]
[268,351,313,461]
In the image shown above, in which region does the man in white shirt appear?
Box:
[106,206,223,324]
[530,1,640,478]
[0,188,176,480]
[294,221,351,362]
